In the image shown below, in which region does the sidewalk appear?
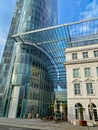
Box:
[0,118,98,130]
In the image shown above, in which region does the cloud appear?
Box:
[80,0,98,19]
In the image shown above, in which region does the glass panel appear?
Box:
[74,83,80,95]
[72,53,77,60]
[94,50,98,57]
[73,69,79,78]
[84,68,91,77]
[83,52,88,58]
[86,83,93,94]
[96,67,98,76]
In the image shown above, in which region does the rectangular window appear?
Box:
[96,67,98,76]
[72,53,77,60]
[86,83,93,94]
[94,50,98,57]
[73,69,79,78]
[74,83,81,95]
[84,68,91,77]
[83,52,88,59]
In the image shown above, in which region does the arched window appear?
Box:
[88,103,98,121]
[75,103,83,120]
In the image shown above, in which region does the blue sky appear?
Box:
[0,0,98,60]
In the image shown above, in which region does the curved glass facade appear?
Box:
[0,0,57,94]
[0,0,58,118]
[2,43,54,118]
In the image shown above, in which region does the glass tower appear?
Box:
[0,0,58,118]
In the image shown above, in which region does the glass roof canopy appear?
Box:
[12,17,98,89]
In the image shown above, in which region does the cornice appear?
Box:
[66,45,98,53]
[65,58,98,65]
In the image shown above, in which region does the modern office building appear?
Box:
[0,0,98,121]
[0,0,58,93]
[65,44,98,121]
[0,0,58,118]
[10,18,98,120]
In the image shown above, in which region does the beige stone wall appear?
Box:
[65,44,98,121]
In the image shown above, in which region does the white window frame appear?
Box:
[86,83,94,95]
[73,69,80,78]
[84,68,91,77]
[74,83,81,95]
[83,52,88,59]
[72,53,77,60]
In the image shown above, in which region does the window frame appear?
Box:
[83,52,88,59]
[96,67,98,76]
[84,68,91,77]
[94,50,98,57]
[72,53,77,60]
[86,83,94,95]
[74,83,81,95]
[73,69,80,78]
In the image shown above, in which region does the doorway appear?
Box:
[75,103,83,120]
[88,103,98,121]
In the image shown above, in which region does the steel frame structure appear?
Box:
[12,17,98,89]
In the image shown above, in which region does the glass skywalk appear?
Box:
[12,17,98,89]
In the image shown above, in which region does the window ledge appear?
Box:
[74,94,82,96]
[87,94,95,96]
